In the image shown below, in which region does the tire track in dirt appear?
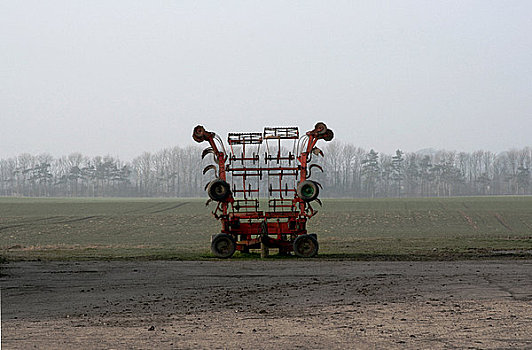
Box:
[0,216,100,232]
[0,224,27,232]
[149,202,190,214]
[53,216,100,224]
[458,210,478,230]
[123,202,166,214]
[0,202,188,234]
[0,216,72,232]
[483,275,522,301]
[493,212,513,232]
[122,202,189,215]
[520,218,532,231]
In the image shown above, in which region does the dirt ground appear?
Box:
[1,260,531,349]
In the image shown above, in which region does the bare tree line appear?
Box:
[0,143,530,198]
[315,143,531,197]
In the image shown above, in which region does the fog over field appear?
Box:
[1,1,532,160]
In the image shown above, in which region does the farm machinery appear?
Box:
[192,122,333,258]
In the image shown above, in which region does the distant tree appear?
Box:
[351,147,366,196]
[476,173,491,195]
[132,152,153,196]
[391,149,404,197]
[516,166,530,194]
[340,143,356,195]
[380,154,393,197]
[323,141,342,195]
[404,153,420,196]
[29,161,53,196]
[362,149,380,198]
[0,158,17,196]
[419,155,433,196]
[505,149,520,194]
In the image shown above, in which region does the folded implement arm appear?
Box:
[193,122,333,258]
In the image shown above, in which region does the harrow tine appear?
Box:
[310,164,323,172]
[311,147,324,157]
[307,164,324,178]
[314,181,323,189]
[201,147,214,159]
[203,164,217,176]
[204,182,210,191]
[205,199,212,206]
[315,198,323,206]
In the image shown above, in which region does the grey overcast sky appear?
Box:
[1,1,531,160]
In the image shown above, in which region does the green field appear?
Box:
[1,196,531,261]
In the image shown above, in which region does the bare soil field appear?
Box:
[2,260,531,349]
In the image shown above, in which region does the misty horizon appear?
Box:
[2,1,531,160]
[1,139,531,164]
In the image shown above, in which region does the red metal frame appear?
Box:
[193,123,332,254]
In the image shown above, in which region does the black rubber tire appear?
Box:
[297,180,319,202]
[323,129,334,141]
[211,233,236,258]
[293,234,319,258]
[207,179,231,201]
[193,125,205,143]
[314,122,327,135]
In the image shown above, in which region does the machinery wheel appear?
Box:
[211,233,236,258]
[314,122,327,135]
[323,129,334,141]
[207,179,231,201]
[297,180,319,202]
[193,125,205,143]
[293,234,319,258]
